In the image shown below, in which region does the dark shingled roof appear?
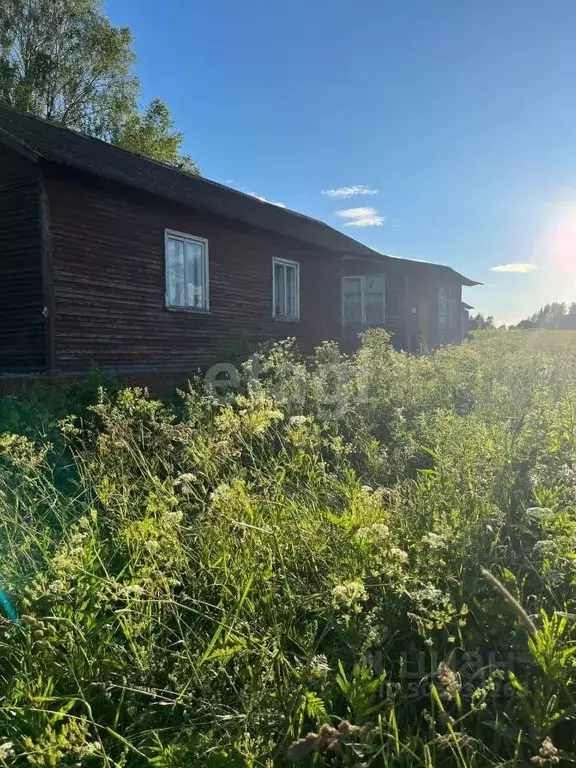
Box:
[0,103,479,286]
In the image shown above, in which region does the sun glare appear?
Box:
[538,201,576,272]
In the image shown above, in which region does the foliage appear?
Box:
[0,0,198,172]
[0,331,575,765]
[111,97,198,174]
[514,302,576,330]
[468,312,496,331]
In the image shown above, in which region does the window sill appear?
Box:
[273,315,300,323]
[166,306,211,315]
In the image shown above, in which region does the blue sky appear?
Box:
[106,0,576,323]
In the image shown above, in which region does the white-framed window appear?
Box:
[342,274,385,325]
[165,229,209,311]
[273,257,300,320]
[438,285,458,329]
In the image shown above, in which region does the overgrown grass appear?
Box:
[0,330,575,766]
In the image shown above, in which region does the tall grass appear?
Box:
[0,330,574,766]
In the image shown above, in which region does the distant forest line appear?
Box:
[470,301,576,331]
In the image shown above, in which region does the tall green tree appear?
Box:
[0,0,198,172]
[515,302,571,330]
[112,97,198,173]
[469,312,496,331]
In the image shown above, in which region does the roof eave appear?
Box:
[0,128,39,162]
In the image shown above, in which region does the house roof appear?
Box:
[0,103,479,286]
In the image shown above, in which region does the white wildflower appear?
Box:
[175,473,197,485]
[526,507,553,523]
[371,524,390,539]
[421,532,445,549]
[355,523,390,543]
[532,539,557,556]
[80,741,102,756]
[210,483,232,504]
[0,742,15,759]
[390,547,409,563]
[332,581,368,611]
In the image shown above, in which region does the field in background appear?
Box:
[0,330,575,766]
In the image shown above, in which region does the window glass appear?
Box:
[342,277,363,324]
[438,287,447,329]
[274,261,285,316]
[342,275,385,325]
[364,275,385,324]
[439,286,458,330]
[166,232,208,310]
[167,237,186,307]
[285,264,297,318]
[273,259,299,319]
[185,240,205,308]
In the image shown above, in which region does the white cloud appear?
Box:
[248,192,286,208]
[335,207,386,228]
[322,185,378,199]
[489,263,538,274]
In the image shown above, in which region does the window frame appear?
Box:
[164,229,210,313]
[341,274,386,326]
[438,285,459,330]
[272,257,300,321]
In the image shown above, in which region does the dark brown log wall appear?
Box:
[416,272,463,348]
[342,257,464,351]
[44,171,343,374]
[0,146,45,372]
[341,258,411,351]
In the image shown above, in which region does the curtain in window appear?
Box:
[438,287,447,329]
[285,264,297,318]
[342,277,362,324]
[167,238,186,307]
[438,286,458,330]
[186,241,205,308]
[364,275,385,324]
[274,261,285,316]
[447,298,458,330]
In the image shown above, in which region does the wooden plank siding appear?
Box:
[44,169,343,374]
[0,145,45,372]
[0,141,469,378]
[341,256,464,352]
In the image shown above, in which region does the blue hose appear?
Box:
[0,588,18,623]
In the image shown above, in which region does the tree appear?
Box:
[0,0,198,172]
[514,302,575,330]
[468,312,497,331]
[468,313,485,331]
[113,98,198,174]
